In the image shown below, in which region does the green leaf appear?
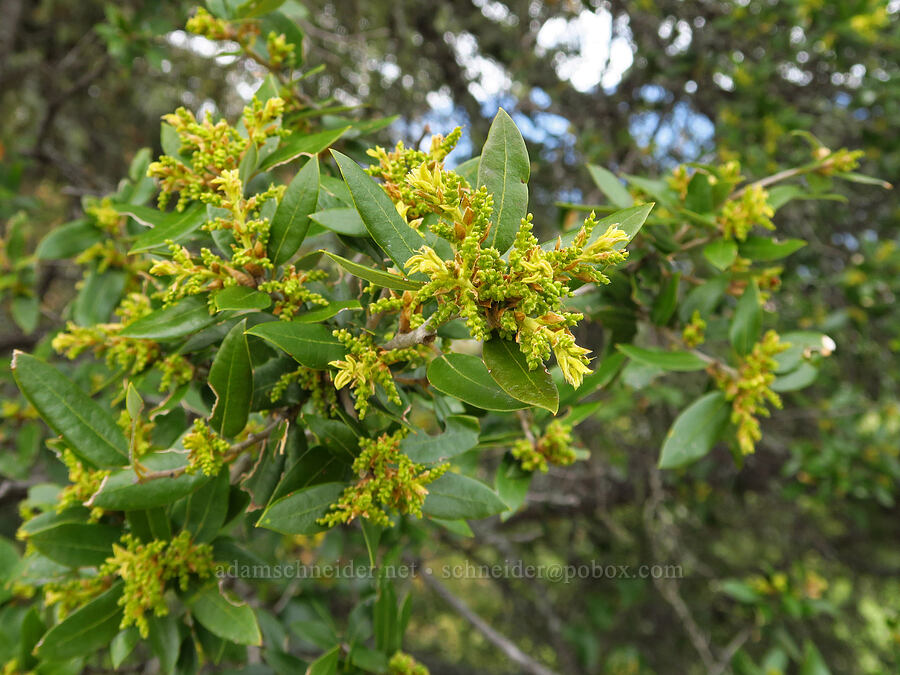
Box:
[321,251,423,291]
[454,155,480,184]
[73,269,126,326]
[482,337,558,414]
[110,628,140,669]
[238,142,258,186]
[177,471,230,543]
[125,383,144,420]
[587,164,632,208]
[719,579,762,604]
[766,184,804,210]
[350,645,390,673]
[260,127,350,170]
[703,240,738,270]
[272,446,347,501]
[209,319,252,437]
[623,174,677,209]
[90,452,209,510]
[28,521,121,568]
[835,171,892,189]
[119,204,207,254]
[401,415,480,464]
[256,482,344,534]
[36,219,101,260]
[36,583,124,659]
[189,586,262,646]
[658,392,729,469]
[495,453,532,517]
[246,321,346,369]
[685,172,713,213]
[309,207,368,237]
[119,296,218,340]
[729,280,762,356]
[771,362,818,392]
[241,427,288,510]
[427,353,527,411]
[616,345,708,372]
[331,149,424,271]
[307,646,341,675]
[11,295,39,334]
[373,576,398,653]
[477,108,530,253]
[12,352,128,469]
[423,472,508,520]
[294,300,363,323]
[160,122,185,159]
[776,331,835,373]
[126,508,171,542]
[235,0,286,19]
[304,415,358,462]
[268,157,319,266]
[651,272,680,325]
[738,236,806,261]
[214,286,272,311]
[679,276,728,321]
[17,508,88,537]
[429,517,474,537]
[147,614,180,675]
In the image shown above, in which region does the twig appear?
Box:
[419,570,561,675]
[643,468,717,672]
[516,410,537,444]
[380,316,436,351]
[137,419,281,482]
[709,627,752,675]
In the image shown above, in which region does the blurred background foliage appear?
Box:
[1,0,898,672]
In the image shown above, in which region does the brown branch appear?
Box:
[643,468,718,671]
[419,569,562,675]
[380,316,436,351]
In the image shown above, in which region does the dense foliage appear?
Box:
[0,1,897,674]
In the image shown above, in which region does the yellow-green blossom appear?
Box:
[320,431,448,527]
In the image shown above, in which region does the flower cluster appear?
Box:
[186,7,259,43]
[56,449,110,519]
[814,146,863,175]
[149,173,284,309]
[53,322,157,377]
[713,330,789,455]
[148,98,283,211]
[104,532,214,637]
[388,651,430,675]
[42,531,213,637]
[52,293,192,393]
[366,129,462,225]
[187,8,298,71]
[682,310,707,348]
[666,160,742,202]
[319,431,448,527]
[511,420,577,473]
[84,196,125,236]
[184,418,231,475]
[719,184,774,241]
[270,366,339,414]
[329,330,425,419]
[369,133,628,388]
[43,575,113,620]
[258,265,328,319]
